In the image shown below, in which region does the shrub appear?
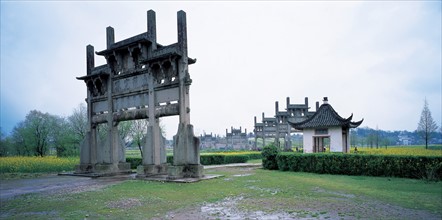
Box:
[167,155,173,164]
[126,157,142,169]
[262,144,279,170]
[275,153,442,180]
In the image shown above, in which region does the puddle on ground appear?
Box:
[312,187,356,199]
[199,196,296,219]
[248,185,279,195]
[232,173,253,177]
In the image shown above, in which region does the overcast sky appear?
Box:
[1,1,441,139]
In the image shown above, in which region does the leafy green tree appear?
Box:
[417,98,439,149]
[53,117,78,157]
[11,110,57,156]
[11,122,30,155]
[0,127,13,156]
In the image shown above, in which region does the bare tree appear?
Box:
[130,119,149,158]
[118,121,133,144]
[68,103,87,143]
[417,98,438,149]
[375,125,381,149]
[367,128,375,148]
[128,119,166,158]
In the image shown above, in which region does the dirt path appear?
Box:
[0,174,135,200]
[0,164,259,200]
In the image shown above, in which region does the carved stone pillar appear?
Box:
[168,10,203,179]
[137,70,167,177]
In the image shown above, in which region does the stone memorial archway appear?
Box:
[75,10,202,179]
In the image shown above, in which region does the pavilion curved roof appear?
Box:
[288,103,363,129]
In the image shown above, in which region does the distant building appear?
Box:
[226,127,250,150]
[199,132,219,149]
[254,97,318,150]
[398,131,412,145]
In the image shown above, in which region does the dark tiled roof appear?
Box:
[289,104,363,129]
[287,104,309,109]
[275,111,290,117]
[96,33,151,56]
[263,117,277,122]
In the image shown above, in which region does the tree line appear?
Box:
[350,99,440,149]
[0,99,439,156]
[0,104,154,157]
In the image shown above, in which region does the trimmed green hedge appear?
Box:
[126,157,142,169]
[224,155,249,164]
[275,153,442,180]
[126,154,250,169]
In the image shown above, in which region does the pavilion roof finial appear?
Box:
[323,97,328,104]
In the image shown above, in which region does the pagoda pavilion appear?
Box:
[288,97,363,153]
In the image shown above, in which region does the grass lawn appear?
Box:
[1,167,441,219]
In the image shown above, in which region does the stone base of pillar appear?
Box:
[167,164,204,179]
[74,162,131,175]
[94,163,117,173]
[136,164,168,177]
[173,123,200,165]
[118,162,131,172]
[75,163,94,174]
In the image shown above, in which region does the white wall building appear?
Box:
[289,97,363,153]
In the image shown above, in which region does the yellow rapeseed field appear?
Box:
[352,146,442,157]
[0,156,79,173]
[201,151,260,156]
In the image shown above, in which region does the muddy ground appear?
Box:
[155,167,441,220]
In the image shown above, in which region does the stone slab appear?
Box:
[136,174,223,183]
[204,163,262,169]
[136,164,168,177]
[59,171,135,178]
[168,164,204,179]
